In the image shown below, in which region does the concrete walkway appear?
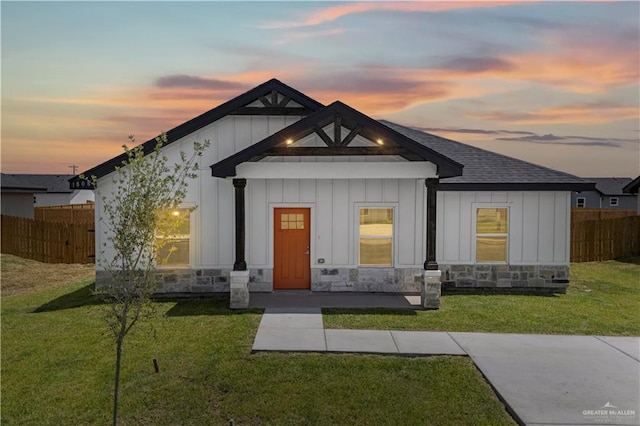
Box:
[253,307,640,426]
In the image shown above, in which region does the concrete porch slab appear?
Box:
[390,331,466,355]
[325,329,398,354]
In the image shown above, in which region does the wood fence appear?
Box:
[571,216,640,262]
[35,203,94,223]
[1,215,95,264]
[571,208,636,222]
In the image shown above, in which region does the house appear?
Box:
[70,79,592,307]
[622,176,640,214]
[571,177,636,210]
[1,173,94,218]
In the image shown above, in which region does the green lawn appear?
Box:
[1,256,515,425]
[324,259,640,335]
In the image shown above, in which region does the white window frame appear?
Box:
[472,204,510,264]
[609,197,619,207]
[156,204,194,269]
[356,204,397,267]
[576,197,586,208]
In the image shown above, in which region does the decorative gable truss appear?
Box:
[230,89,316,116]
[211,101,464,178]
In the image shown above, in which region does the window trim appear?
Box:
[609,197,619,207]
[472,204,510,264]
[356,204,397,267]
[156,204,194,269]
[576,197,586,208]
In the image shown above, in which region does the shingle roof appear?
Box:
[582,177,634,195]
[1,174,75,193]
[382,121,594,191]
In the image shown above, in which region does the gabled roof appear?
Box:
[582,177,634,195]
[69,79,325,189]
[623,176,640,194]
[2,173,76,193]
[382,122,594,191]
[210,101,464,178]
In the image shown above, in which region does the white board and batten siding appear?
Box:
[436,191,571,265]
[94,115,430,271]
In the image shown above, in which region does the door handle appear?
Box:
[304,246,310,255]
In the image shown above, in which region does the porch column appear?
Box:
[422,178,441,310]
[424,178,439,271]
[230,178,249,309]
[233,178,247,271]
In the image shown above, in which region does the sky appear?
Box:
[2,1,639,178]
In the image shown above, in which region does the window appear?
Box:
[476,207,508,263]
[156,208,190,266]
[576,197,586,208]
[281,213,304,229]
[610,198,619,207]
[359,207,393,266]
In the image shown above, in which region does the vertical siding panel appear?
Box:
[218,180,234,266]
[553,192,568,262]
[267,179,283,203]
[332,180,349,265]
[268,116,286,135]
[299,179,316,203]
[477,192,491,203]
[249,180,268,266]
[522,193,539,261]
[491,192,508,203]
[538,193,555,262]
[459,192,476,262]
[365,179,383,202]
[217,118,235,160]
[234,117,252,152]
[414,180,424,265]
[443,192,461,261]
[507,192,524,263]
[398,180,416,265]
[283,179,300,203]
[436,192,445,263]
[383,179,399,202]
[316,180,333,264]
[350,179,366,202]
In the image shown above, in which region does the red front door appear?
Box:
[274,208,310,289]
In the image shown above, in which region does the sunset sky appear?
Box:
[2,1,639,178]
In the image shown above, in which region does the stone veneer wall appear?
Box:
[311,268,424,292]
[439,264,570,293]
[96,267,423,293]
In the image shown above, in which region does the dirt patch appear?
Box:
[1,254,95,296]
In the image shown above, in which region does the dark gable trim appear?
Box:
[68,79,325,189]
[438,182,597,192]
[210,101,464,178]
[623,176,640,194]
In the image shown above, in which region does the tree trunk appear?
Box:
[113,337,123,426]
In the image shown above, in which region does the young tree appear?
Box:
[83,133,209,426]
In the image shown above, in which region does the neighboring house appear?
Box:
[1,173,94,218]
[622,176,640,214]
[71,79,592,296]
[571,177,636,210]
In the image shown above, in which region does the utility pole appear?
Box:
[69,164,79,174]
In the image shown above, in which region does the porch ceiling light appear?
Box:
[286,138,293,145]
[376,138,384,145]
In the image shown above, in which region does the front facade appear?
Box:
[73,79,592,297]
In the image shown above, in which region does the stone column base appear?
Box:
[230,270,250,309]
[422,270,442,310]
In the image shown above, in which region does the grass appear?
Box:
[1,254,516,425]
[324,258,640,336]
